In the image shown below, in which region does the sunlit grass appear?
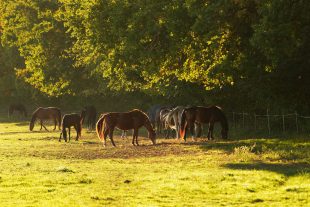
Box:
[0,120,309,206]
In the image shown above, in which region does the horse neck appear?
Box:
[30,113,37,124]
[144,118,154,133]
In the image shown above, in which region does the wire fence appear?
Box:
[229,110,310,134]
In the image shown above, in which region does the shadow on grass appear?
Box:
[223,162,310,176]
[181,137,310,162]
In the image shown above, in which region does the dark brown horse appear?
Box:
[59,110,86,142]
[29,107,61,131]
[83,105,97,130]
[96,109,156,147]
[180,106,228,141]
[8,104,27,117]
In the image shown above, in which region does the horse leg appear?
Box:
[207,122,214,140]
[165,129,169,139]
[109,128,116,147]
[103,128,109,147]
[135,129,139,146]
[40,120,43,130]
[132,129,137,146]
[41,120,49,131]
[68,127,71,142]
[210,122,214,140]
[53,118,57,130]
[207,123,211,140]
[190,124,195,141]
[74,125,78,141]
[195,123,202,138]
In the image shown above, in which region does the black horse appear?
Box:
[83,105,97,130]
[180,106,228,141]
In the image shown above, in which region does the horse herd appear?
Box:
[8,103,229,147]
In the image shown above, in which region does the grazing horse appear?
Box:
[147,105,163,128]
[8,104,27,118]
[164,106,185,139]
[96,109,156,147]
[180,106,228,141]
[83,105,97,130]
[59,110,86,142]
[29,107,61,131]
[159,108,173,138]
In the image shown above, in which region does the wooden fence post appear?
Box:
[282,114,285,132]
[295,112,299,133]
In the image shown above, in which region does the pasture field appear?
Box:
[0,120,309,207]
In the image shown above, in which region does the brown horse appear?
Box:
[8,104,27,118]
[59,110,86,142]
[96,109,156,147]
[29,107,61,131]
[180,106,228,141]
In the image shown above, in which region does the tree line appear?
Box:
[0,0,309,112]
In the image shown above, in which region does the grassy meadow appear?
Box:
[0,118,309,206]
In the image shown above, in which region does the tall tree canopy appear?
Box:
[0,0,309,111]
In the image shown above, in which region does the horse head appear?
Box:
[29,121,34,131]
[148,129,156,145]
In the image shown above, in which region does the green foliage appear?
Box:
[0,0,310,111]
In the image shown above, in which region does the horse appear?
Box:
[59,110,86,142]
[29,107,61,131]
[147,105,163,128]
[8,104,27,118]
[159,108,173,138]
[96,109,156,147]
[164,106,185,139]
[83,105,97,130]
[180,106,228,141]
[155,106,174,135]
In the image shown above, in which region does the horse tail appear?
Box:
[96,114,107,141]
[180,109,187,139]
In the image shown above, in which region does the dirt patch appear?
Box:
[25,137,204,160]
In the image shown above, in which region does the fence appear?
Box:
[230,110,310,134]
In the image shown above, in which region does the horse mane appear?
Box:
[30,107,42,123]
[134,109,155,132]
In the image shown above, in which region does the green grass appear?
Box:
[0,120,309,206]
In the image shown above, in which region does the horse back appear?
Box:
[105,110,148,130]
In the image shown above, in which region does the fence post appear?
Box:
[282,113,285,133]
[295,112,299,133]
[267,109,271,135]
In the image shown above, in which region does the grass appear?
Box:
[0,119,309,206]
